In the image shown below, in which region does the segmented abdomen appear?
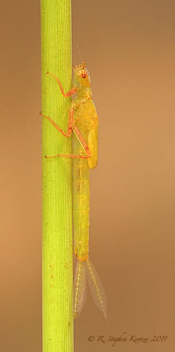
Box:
[73,130,90,261]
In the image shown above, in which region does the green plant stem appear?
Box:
[41,1,73,352]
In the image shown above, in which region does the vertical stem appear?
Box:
[41,1,73,352]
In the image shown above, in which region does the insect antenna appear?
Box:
[76,46,86,69]
[77,45,82,62]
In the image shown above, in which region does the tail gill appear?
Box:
[73,259,107,319]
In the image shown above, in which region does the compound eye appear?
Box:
[79,69,87,78]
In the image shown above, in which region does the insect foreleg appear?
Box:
[47,72,77,97]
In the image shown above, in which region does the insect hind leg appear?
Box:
[44,126,91,160]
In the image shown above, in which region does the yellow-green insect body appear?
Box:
[40,62,106,319]
[72,65,98,264]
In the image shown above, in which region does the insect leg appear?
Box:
[45,126,91,159]
[39,108,74,137]
[47,72,77,97]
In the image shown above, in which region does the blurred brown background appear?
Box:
[1,0,175,351]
